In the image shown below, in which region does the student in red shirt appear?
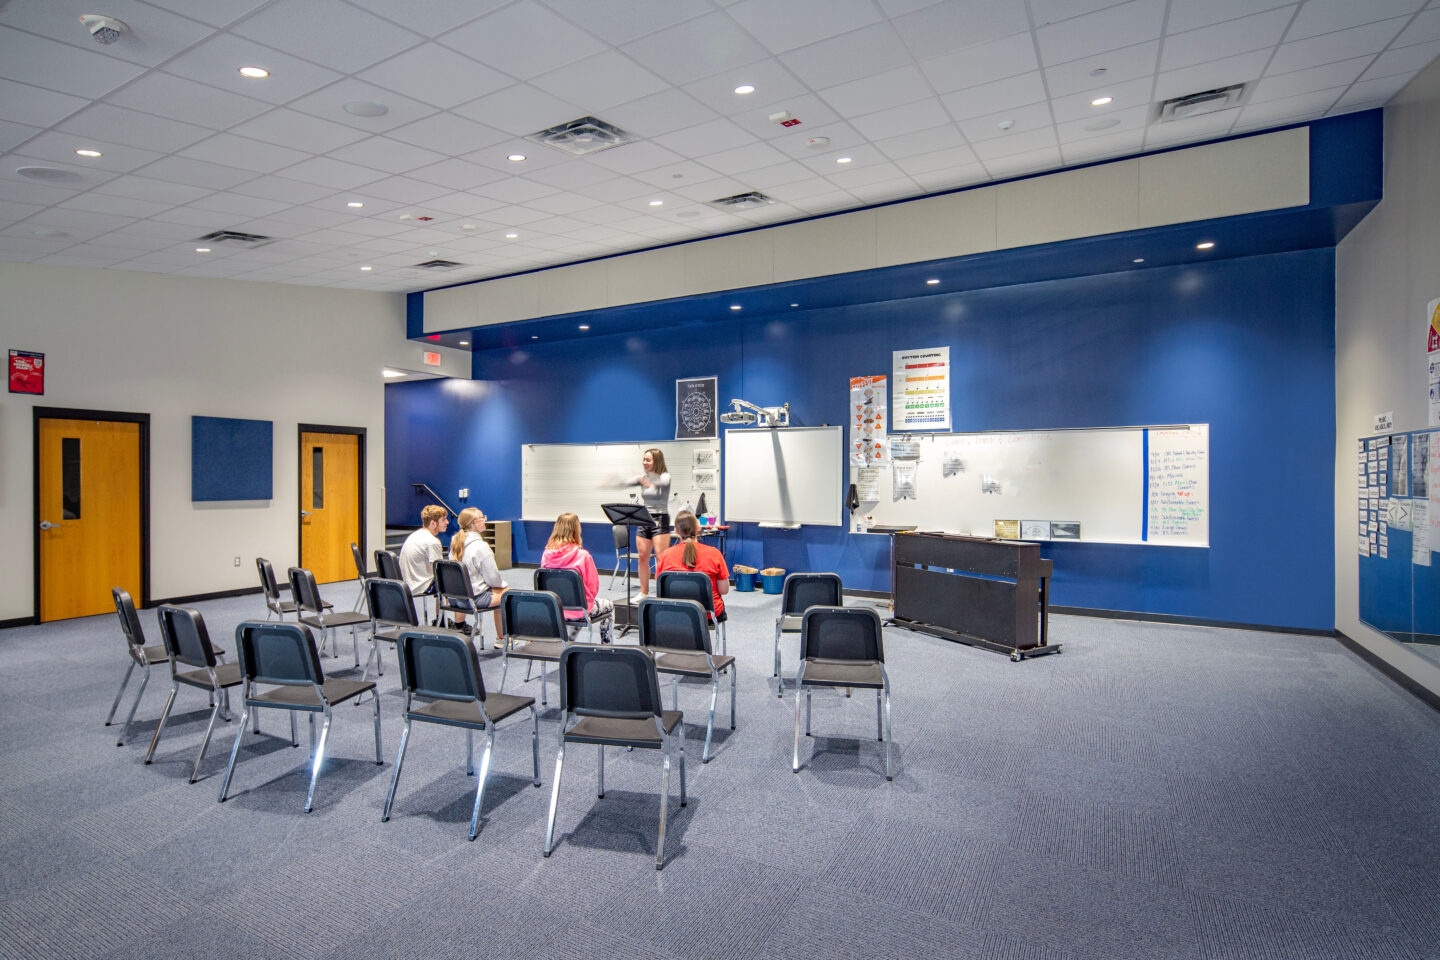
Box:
[655,510,728,617]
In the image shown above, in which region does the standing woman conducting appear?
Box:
[628,448,671,597]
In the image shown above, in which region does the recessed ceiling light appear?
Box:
[458,340,469,346]
[578,324,590,330]
[1091,96,1113,106]
[730,304,741,311]
[1133,258,1145,263]
[531,335,539,340]
[790,303,798,308]
[1084,118,1121,131]
[926,279,940,285]
[648,200,663,206]
[343,100,388,117]
[734,84,756,95]
[1196,241,1215,250]
[360,265,372,271]
[74,148,102,158]
[383,368,405,378]
[997,119,1015,130]
[347,201,364,208]
[460,223,476,230]
[238,66,269,79]
[836,156,852,164]
[507,153,526,162]
[505,233,518,239]
[195,247,211,253]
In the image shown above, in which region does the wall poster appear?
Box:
[675,376,717,440]
[1427,297,1439,426]
[892,346,950,430]
[8,349,43,395]
[850,375,888,466]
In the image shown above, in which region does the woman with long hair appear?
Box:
[540,512,614,641]
[655,509,728,617]
[449,506,507,644]
[625,447,671,597]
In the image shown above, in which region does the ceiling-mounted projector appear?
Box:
[719,399,789,427]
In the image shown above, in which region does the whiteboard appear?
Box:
[724,426,844,526]
[522,441,719,524]
[861,424,1208,547]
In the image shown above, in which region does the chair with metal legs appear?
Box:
[773,572,843,696]
[363,577,422,682]
[535,567,612,641]
[107,588,171,747]
[382,629,540,839]
[256,557,328,621]
[608,523,640,589]
[638,597,735,764]
[145,605,243,782]
[498,590,569,707]
[792,606,893,781]
[350,543,379,611]
[218,620,381,812]
[434,559,488,644]
[377,548,436,625]
[289,566,371,667]
[544,644,686,870]
[656,570,728,655]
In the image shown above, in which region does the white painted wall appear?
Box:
[0,262,467,622]
[1335,56,1440,697]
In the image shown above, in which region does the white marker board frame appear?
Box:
[860,424,1208,547]
[724,426,844,526]
[522,440,719,524]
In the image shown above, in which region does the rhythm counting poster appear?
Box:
[892,347,950,430]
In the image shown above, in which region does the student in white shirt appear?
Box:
[398,504,447,599]
[449,506,508,645]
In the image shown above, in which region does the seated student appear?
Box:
[398,504,447,600]
[540,512,614,641]
[656,509,729,619]
[449,507,507,646]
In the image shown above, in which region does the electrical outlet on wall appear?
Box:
[233,556,240,567]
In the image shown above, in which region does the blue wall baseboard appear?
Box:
[386,248,1336,631]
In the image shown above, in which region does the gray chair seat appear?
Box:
[176,661,243,690]
[799,658,884,688]
[653,650,736,677]
[413,692,533,727]
[566,711,683,747]
[779,614,804,632]
[140,643,169,664]
[301,611,370,630]
[508,638,566,662]
[252,678,374,709]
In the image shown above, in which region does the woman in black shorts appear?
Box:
[629,448,671,596]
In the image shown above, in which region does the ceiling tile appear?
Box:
[471,177,561,204]
[541,0,711,45]
[231,0,422,73]
[920,31,1039,94]
[92,174,212,205]
[263,205,354,228]
[728,0,885,55]
[797,142,889,175]
[1287,0,1426,42]
[464,140,571,175]
[346,0,508,37]
[20,205,135,235]
[850,99,953,142]
[1361,38,1440,79]
[133,155,256,190]
[653,117,756,156]
[188,191,292,219]
[105,72,272,131]
[971,126,1058,161]
[408,158,509,191]
[1055,104,1148,141]
[525,159,624,190]
[700,140,791,176]
[583,141,688,176]
[179,132,311,173]
[621,12,768,85]
[232,108,369,154]
[1166,0,1294,35]
[278,156,388,191]
[768,119,865,159]
[57,103,213,152]
[1037,0,1166,66]
[982,144,1062,178]
[0,119,39,154]
[892,0,1032,62]
[524,191,604,215]
[629,159,718,188]
[442,1,607,80]
[1234,87,1342,129]
[0,77,88,128]
[959,102,1056,143]
[1050,75,1154,121]
[18,131,163,173]
[1029,0,1132,26]
[894,144,980,175]
[1044,41,1159,96]
[287,78,441,134]
[729,93,843,142]
[531,50,670,111]
[149,205,235,228]
[0,26,145,98]
[1393,7,1440,46]
[1161,7,1296,72]
[1253,57,1371,104]
[940,71,1049,122]
[681,61,810,118]
[326,136,448,175]
[161,34,343,104]
[388,112,508,156]
[358,43,511,110]
[873,123,970,161]
[781,23,914,90]
[230,176,340,204]
[574,176,657,203]
[817,66,935,119]
[453,84,584,136]
[1332,75,1411,109]
[1142,108,1241,147]
[1153,49,1272,101]
[829,160,910,188]
[0,179,81,207]
[0,0,217,67]
[0,198,47,222]
[350,175,453,205]
[1268,19,1410,75]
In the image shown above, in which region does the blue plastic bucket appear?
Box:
[761,572,785,594]
[735,571,756,592]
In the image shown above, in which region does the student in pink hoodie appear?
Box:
[540,512,614,640]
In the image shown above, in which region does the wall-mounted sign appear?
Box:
[675,376,717,440]
[423,351,441,366]
[8,349,44,395]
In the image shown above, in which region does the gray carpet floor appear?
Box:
[1,572,1437,960]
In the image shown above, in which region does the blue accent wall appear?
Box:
[387,248,1336,631]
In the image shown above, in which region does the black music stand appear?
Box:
[603,501,652,637]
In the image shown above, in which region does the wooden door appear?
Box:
[299,431,360,584]
[37,418,142,621]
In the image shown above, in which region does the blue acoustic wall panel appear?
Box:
[192,416,272,501]
[386,248,1336,631]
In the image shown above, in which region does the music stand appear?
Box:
[602,501,653,637]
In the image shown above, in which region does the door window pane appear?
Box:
[62,437,80,520]
[312,446,324,509]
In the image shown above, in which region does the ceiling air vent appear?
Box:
[706,191,776,211]
[413,259,464,270]
[1156,83,1247,122]
[195,229,275,248]
[524,116,640,156]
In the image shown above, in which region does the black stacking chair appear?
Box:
[535,567,612,641]
[608,523,640,589]
[793,606,893,781]
[363,578,417,682]
[374,549,401,582]
[638,597,735,763]
[382,630,540,839]
[773,573,843,694]
[219,620,381,812]
[656,569,727,654]
[107,588,170,746]
[351,542,380,611]
[434,558,485,643]
[145,605,243,782]
[544,644,686,870]
[289,566,371,666]
[499,590,568,706]
[256,557,328,621]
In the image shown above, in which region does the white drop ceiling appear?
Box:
[1,0,1436,293]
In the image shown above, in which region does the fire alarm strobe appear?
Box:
[769,110,802,127]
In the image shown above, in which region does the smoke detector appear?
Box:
[525,116,640,157]
[1156,84,1247,122]
[79,15,128,44]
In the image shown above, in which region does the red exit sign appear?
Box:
[423,351,441,366]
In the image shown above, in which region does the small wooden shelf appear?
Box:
[483,520,512,570]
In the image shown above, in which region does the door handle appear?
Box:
[39,520,59,530]
[300,511,312,518]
